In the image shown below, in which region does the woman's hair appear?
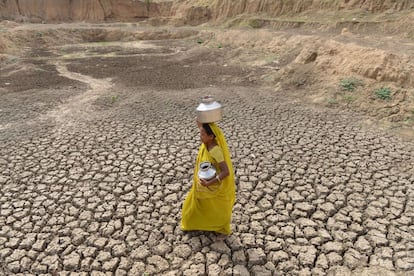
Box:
[202,123,215,137]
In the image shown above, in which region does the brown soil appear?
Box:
[0,18,413,139]
[0,10,413,275]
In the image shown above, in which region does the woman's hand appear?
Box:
[200,178,210,186]
[196,117,202,128]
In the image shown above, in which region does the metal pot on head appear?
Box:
[196,95,222,123]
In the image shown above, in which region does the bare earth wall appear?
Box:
[1,0,413,23]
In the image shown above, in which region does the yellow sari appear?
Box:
[181,123,236,235]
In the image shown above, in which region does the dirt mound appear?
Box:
[207,28,414,130]
[302,39,413,87]
[212,28,414,87]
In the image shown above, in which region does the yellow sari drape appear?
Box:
[181,123,236,235]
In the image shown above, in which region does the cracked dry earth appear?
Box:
[1,32,414,276]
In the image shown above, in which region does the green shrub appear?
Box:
[344,95,355,103]
[248,19,264,29]
[327,98,338,105]
[7,56,18,64]
[340,78,363,92]
[374,87,391,100]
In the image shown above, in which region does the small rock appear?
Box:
[71,228,86,246]
[130,246,150,260]
[251,265,272,275]
[365,206,384,219]
[319,202,336,216]
[354,236,372,253]
[265,241,283,251]
[63,252,80,270]
[366,229,388,246]
[96,251,111,262]
[270,250,289,263]
[207,263,221,275]
[173,244,192,259]
[8,259,22,273]
[147,255,169,271]
[296,218,318,227]
[288,190,304,202]
[318,229,332,242]
[247,248,266,265]
[315,254,328,269]
[326,252,342,265]
[303,227,318,239]
[298,246,317,266]
[153,242,172,256]
[189,237,202,251]
[183,264,205,275]
[103,258,119,271]
[343,248,367,269]
[233,264,250,276]
[369,255,394,270]
[322,241,344,254]
[112,243,127,257]
[395,257,414,270]
[295,202,315,214]
[232,250,246,264]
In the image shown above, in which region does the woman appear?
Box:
[181,121,236,235]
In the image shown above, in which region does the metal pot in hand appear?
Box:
[198,161,217,180]
[196,95,222,123]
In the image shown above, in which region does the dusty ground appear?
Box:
[0,22,413,275]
